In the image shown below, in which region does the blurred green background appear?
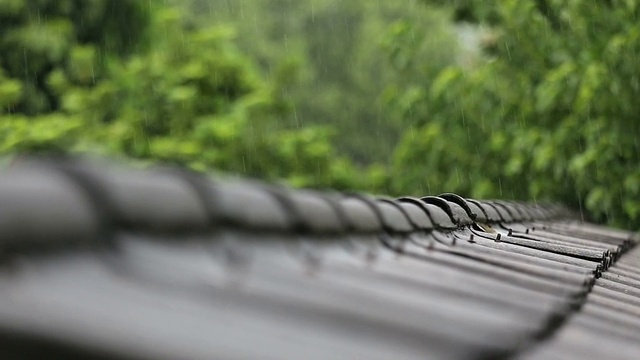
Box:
[1,0,639,229]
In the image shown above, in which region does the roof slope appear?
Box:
[0,158,638,359]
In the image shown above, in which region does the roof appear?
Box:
[0,157,638,359]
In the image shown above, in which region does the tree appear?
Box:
[392,0,640,228]
[0,1,382,191]
[0,0,149,115]
[176,0,458,165]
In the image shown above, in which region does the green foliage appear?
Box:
[0,0,149,115]
[0,1,380,192]
[178,0,458,165]
[394,0,640,228]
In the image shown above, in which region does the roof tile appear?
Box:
[0,167,100,250]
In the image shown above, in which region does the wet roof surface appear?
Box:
[0,158,639,359]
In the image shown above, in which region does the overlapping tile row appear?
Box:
[0,157,637,359]
[518,242,640,360]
